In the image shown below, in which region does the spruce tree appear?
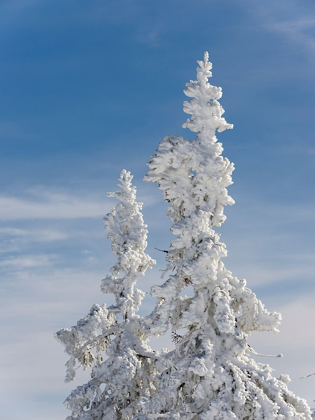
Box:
[140,53,312,420]
[56,170,157,419]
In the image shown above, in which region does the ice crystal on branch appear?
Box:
[182,51,233,135]
[56,53,312,420]
[102,170,155,320]
[141,53,312,419]
[56,170,157,420]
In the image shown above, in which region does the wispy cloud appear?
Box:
[0,254,55,270]
[249,295,315,405]
[1,263,314,419]
[238,0,315,58]
[136,28,161,48]
[265,18,315,54]
[0,185,159,221]
[0,191,108,220]
[221,197,315,294]
[0,227,68,242]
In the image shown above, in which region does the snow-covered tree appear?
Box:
[56,170,157,419]
[140,53,312,419]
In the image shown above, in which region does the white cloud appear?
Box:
[0,185,159,221]
[0,330,87,420]
[238,0,315,58]
[136,28,161,48]
[0,182,313,419]
[1,265,314,419]
[229,262,315,289]
[0,254,55,269]
[250,295,315,405]
[221,198,315,288]
[80,250,98,263]
[0,267,111,420]
[0,227,68,242]
[0,191,108,220]
[265,18,315,54]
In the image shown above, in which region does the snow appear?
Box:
[56,170,158,419]
[56,54,313,420]
[141,52,312,419]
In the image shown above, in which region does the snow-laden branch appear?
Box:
[55,53,313,420]
[141,52,312,419]
[56,170,158,419]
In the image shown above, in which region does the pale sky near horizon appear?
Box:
[0,1,315,419]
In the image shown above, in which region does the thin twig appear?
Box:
[300,373,315,379]
[154,247,168,253]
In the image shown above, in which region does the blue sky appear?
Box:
[0,0,315,418]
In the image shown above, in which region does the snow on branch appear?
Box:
[141,53,312,419]
[56,170,158,419]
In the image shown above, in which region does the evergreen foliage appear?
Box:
[139,53,312,419]
[56,170,157,419]
[57,55,312,420]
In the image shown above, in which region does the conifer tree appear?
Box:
[140,53,312,419]
[56,170,157,419]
